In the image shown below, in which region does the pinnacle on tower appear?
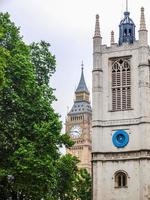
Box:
[138,7,148,46]
[111,30,115,45]
[140,7,146,30]
[94,14,101,37]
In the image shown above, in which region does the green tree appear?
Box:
[0,12,73,200]
[54,154,79,200]
[54,156,92,200]
[74,168,92,200]
[30,41,56,86]
[0,47,9,88]
[0,12,92,200]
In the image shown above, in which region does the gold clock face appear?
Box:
[70,125,81,138]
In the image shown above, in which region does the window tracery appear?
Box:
[112,58,131,111]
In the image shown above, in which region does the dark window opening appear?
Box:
[115,172,127,188]
[124,29,127,36]
[129,29,132,36]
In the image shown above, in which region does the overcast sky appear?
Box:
[1,0,150,131]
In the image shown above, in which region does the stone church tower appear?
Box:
[66,64,92,173]
[92,6,150,200]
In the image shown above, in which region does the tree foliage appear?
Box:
[54,154,79,200]
[74,168,92,200]
[30,41,56,86]
[0,47,9,88]
[54,156,92,200]
[0,12,91,200]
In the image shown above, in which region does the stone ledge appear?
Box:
[92,117,150,127]
[92,149,150,161]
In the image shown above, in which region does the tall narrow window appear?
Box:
[112,58,131,111]
[115,171,127,188]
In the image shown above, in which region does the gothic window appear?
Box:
[115,171,127,188]
[112,58,131,111]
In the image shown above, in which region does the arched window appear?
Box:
[115,171,128,188]
[124,29,127,36]
[129,29,132,36]
[112,58,131,111]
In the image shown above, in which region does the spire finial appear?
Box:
[81,61,84,71]
[126,0,128,11]
[140,7,146,30]
[110,30,115,45]
[75,62,89,94]
[94,14,101,37]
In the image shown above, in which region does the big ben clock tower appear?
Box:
[66,63,92,173]
[92,5,150,200]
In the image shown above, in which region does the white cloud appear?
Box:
[1,0,150,129]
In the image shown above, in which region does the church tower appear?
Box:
[66,64,92,173]
[92,5,150,200]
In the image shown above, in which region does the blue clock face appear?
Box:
[112,130,129,148]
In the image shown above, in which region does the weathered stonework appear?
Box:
[92,7,150,200]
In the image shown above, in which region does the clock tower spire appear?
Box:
[66,63,92,173]
[75,62,90,102]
